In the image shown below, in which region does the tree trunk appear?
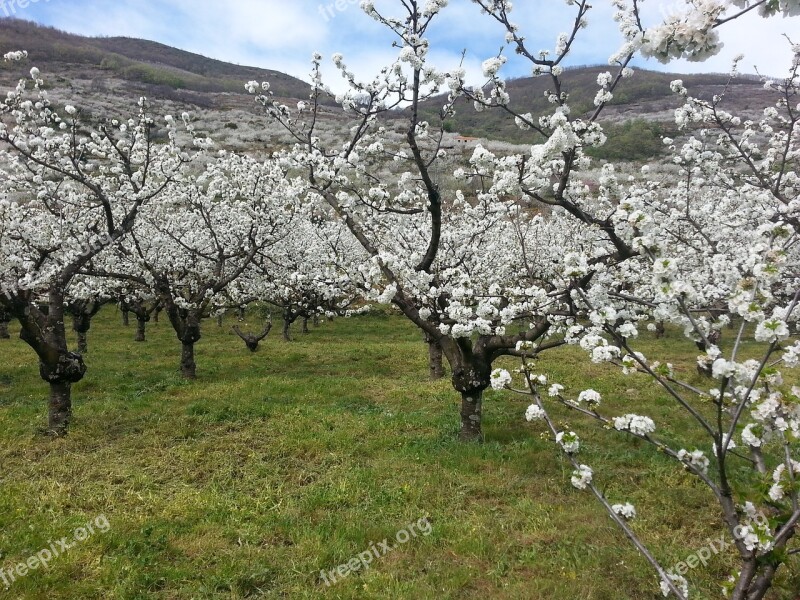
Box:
[71,311,93,355]
[425,333,444,380]
[459,390,483,442]
[444,341,491,443]
[283,318,291,341]
[135,317,147,342]
[313,314,320,327]
[165,303,203,379]
[216,314,223,327]
[302,317,310,334]
[14,291,87,436]
[181,342,196,379]
[76,331,88,355]
[237,307,246,321]
[121,308,129,326]
[0,320,9,339]
[153,308,160,323]
[48,380,72,436]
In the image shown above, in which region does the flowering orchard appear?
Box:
[489,65,800,598]
[0,0,799,598]
[243,1,799,597]
[0,52,202,434]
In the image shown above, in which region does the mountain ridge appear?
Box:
[0,18,777,157]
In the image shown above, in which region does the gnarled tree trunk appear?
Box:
[181,342,196,379]
[441,339,492,443]
[14,290,87,436]
[0,314,10,339]
[166,304,202,379]
[282,308,296,341]
[135,317,147,342]
[69,300,102,355]
[424,332,444,380]
[129,301,155,342]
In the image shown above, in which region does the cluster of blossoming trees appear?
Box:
[1,0,799,597]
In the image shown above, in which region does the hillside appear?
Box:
[422,65,774,157]
[0,18,778,159]
[0,18,311,104]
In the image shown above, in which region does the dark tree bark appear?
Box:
[237,306,246,321]
[128,300,157,342]
[165,303,202,379]
[11,289,87,436]
[0,312,10,340]
[411,333,497,442]
[68,300,102,355]
[76,330,88,355]
[448,350,491,442]
[135,317,147,342]
[654,321,665,339]
[282,317,291,341]
[458,389,484,442]
[121,305,130,326]
[425,332,444,380]
[181,341,196,379]
[302,317,310,334]
[395,292,553,442]
[216,314,224,327]
[313,314,320,327]
[282,307,300,341]
[233,323,272,352]
[48,380,73,435]
[153,306,161,323]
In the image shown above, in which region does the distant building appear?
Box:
[454,135,480,146]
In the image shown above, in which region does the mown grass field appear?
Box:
[0,309,797,599]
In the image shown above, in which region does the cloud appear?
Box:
[14,0,800,89]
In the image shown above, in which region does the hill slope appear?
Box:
[0,18,310,101]
[0,18,777,157]
[422,65,773,146]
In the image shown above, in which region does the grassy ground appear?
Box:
[0,309,797,599]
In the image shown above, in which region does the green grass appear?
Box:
[0,310,797,599]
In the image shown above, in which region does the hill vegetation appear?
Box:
[0,18,776,159]
[425,65,771,154]
[0,18,311,99]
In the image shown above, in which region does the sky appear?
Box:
[3,0,798,91]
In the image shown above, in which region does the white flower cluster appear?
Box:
[490,368,513,390]
[767,461,800,502]
[556,431,581,454]
[577,389,602,407]
[613,414,656,436]
[611,502,637,520]
[571,464,593,490]
[677,449,710,475]
[659,573,689,598]
[525,404,545,422]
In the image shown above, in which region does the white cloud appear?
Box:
[18,0,800,88]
